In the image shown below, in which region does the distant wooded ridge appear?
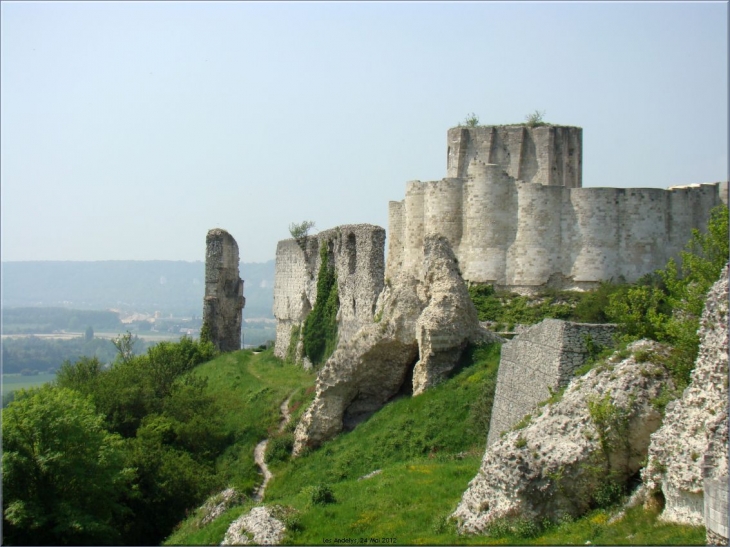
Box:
[1,260,275,318]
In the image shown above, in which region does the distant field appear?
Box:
[2,373,57,396]
[1,331,183,342]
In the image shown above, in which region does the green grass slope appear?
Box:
[165,344,704,546]
[191,349,315,495]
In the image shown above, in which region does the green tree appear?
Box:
[289,220,316,240]
[85,325,94,341]
[56,356,105,393]
[2,385,131,545]
[606,204,729,387]
[112,331,139,364]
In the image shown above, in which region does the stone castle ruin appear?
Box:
[203,228,245,353]
[273,122,728,453]
[273,224,385,362]
[486,319,617,446]
[386,125,728,292]
[275,122,727,366]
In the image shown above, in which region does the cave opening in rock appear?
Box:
[396,358,417,398]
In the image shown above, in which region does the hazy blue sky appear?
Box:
[1,1,727,263]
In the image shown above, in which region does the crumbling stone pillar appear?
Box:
[203,229,245,352]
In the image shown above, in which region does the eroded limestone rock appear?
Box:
[453,340,670,535]
[203,229,245,352]
[291,273,422,455]
[198,487,244,526]
[412,237,485,395]
[641,264,729,527]
[292,236,498,456]
[221,506,285,546]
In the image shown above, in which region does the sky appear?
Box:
[1,1,728,264]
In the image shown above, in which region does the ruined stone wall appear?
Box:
[203,229,245,353]
[273,224,385,362]
[704,472,729,544]
[386,125,726,292]
[446,125,583,188]
[486,319,617,446]
[386,201,404,282]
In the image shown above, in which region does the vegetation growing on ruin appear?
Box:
[525,109,547,127]
[469,204,728,388]
[199,321,212,345]
[467,284,576,329]
[302,242,339,366]
[285,324,301,363]
[605,203,728,389]
[289,220,316,241]
[462,112,480,127]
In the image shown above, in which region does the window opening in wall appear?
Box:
[347,233,357,275]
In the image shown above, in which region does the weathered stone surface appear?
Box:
[273,224,385,363]
[291,272,422,455]
[221,506,285,546]
[487,319,617,445]
[387,125,726,293]
[453,340,670,535]
[642,264,729,528]
[412,237,487,395]
[203,229,245,352]
[292,236,499,456]
[198,487,244,527]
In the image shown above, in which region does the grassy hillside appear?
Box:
[165,345,705,546]
[191,349,316,495]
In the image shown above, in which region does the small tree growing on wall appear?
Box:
[289,221,316,241]
[463,113,480,127]
[525,110,547,127]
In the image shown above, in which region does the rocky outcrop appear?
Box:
[412,236,492,395]
[487,319,617,445]
[292,236,500,456]
[198,488,244,527]
[641,264,728,529]
[203,229,245,352]
[221,506,285,545]
[453,340,671,535]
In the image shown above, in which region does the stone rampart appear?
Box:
[273,224,385,362]
[387,125,726,293]
[446,125,582,188]
[203,228,245,353]
[487,319,617,446]
[704,469,729,544]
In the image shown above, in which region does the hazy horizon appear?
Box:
[0,258,273,264]
[2,2,727,264]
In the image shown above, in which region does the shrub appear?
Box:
[606,204,728,388]
[307,483,336,505]
[592,477,625,509]
[525,110,547,127]
[266,433,294,464]
[463,113,479,127]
